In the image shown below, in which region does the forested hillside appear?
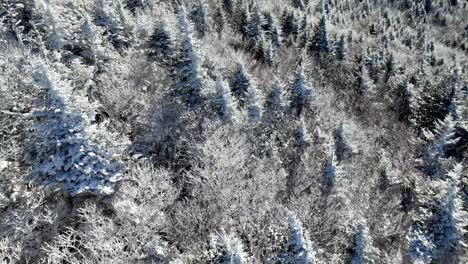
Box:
[0,0,467,263]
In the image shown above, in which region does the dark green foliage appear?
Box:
[148,22,174,61]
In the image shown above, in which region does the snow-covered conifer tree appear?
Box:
[351,223,379,264]
[281,10,299,45]
[27,62,122,196]
[173,6,203,108]
[213,77,235,123]
[246,82,262,124]
[310,12,330,53]
[384,52,397,82]
[213,5,225,37]
[189,0,209,39]
[358,63,375,97]
[334,122,352,163]
[210,231,249,264]
[230,63,252,107]
[268,212,316,264]
[263,80,284,126]
[420,116,458,179]
[223,0,234,15]
[148,21,174,62]
[429,164,465,261]
[246,5,262,46]
[322,154,337,189]
[289,66,313,118]
[336,34,347,61]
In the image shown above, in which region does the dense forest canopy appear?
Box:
[0,0,467,263]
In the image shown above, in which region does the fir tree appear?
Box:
[310,13,330,53]
[210,232,249,264]
[213,77,235,123]
[384,52,397,82]
[230,63,252,107]
[246,5,262,46]
[295,117,311,152]
[246,84,262,124]
[322,154,337,189]
[336,34,347,61]
[263,80,284,125]
[28,64,122,196]
[173,6,203,108]
[289,67,313,118]
[420,116,458,179]
[424,0,433,13]
[291,0,305,11]
[125,0,145,14]
[281,10,299,45]
[430,164,465,261]
[268,212,316,264]
[213,6,225,37]
[233,1,249,39]
[396,79,413,123]
[189,0,209,39]
[358,62,375,97]
[223,0,234,15]
[334,122,352,163]
[351,223,379,264]
[77,13,100,65]
[148,21,174,62]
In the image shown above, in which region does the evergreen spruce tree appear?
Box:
[358,62,375,97]
[246,5,262,46]
[289,67,313,118]
[125,0,145,14]
[291,0,305,11]
[77,13,101,65]
[210,232,249,264]
[336,34,347,61]
[263,80,284,126]
[189,0,209,39]
[230,63,252,107]
[233,1,249,39]
[424,0,433,13]
[28,64,122,196]
[223,0,234,15]
[295,117,311,152]
[213,77,235,123]
[173,6,203,108]
[281,10,299,45]
[384,52,397,82]
[310,12,330,53]
[351,223,379,264]
[396,79,414,123]
[268,212,316,264]
[148,21,174,62]
[246,84,262,124]
[420,116,458,179]
[334,122,352,163]
[447,66,468,131]
[322,154,337,189]
[213,5,225,37]
[262,12,281,49]
[429,164,465,262]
